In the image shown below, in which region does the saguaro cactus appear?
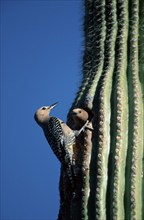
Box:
[58,0,144,219]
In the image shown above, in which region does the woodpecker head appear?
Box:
[34,102,58,126]
[71,108,89,128]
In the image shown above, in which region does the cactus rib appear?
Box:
[125,1,144,219]
[92,0,117,219]
[107,0,129,219]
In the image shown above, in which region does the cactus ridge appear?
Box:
[68,0,95,109]
[69,0,106,111]
[74,0,95,108]
[92,0,117,219]
[105,0,129,219]
[66,0,95,124]
[84,0,106,109]
[125,1,144,219]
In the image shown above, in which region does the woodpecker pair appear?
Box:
[34,102,89,188]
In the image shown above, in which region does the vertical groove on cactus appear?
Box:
[91,0,117,219]
[125,1,144,219]
[107,0,129,219]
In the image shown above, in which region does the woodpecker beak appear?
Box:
[71,111,77,116]
[71,109,79,116]
[49,102,59,109]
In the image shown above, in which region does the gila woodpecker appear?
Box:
[71,108,89,128]
[34,102,88,187]
[71,108,94,132]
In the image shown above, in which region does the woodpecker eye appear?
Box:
[41,107,47,110]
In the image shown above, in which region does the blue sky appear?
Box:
[1,1,83,219]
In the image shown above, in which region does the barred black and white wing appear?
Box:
[43,117,75,187]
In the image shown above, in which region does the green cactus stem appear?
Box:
[58,0,144,219]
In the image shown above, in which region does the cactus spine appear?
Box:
[58,0,144,219]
